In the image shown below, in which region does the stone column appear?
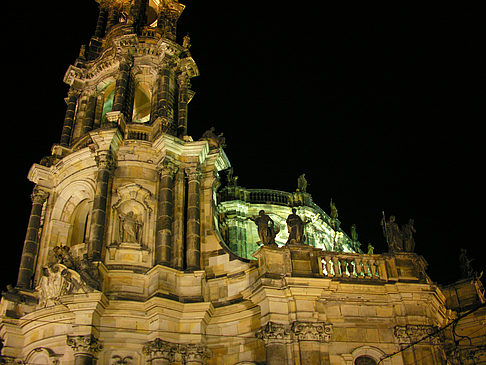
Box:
[156,64,173,132]
[172,168,186,270]
[105,5,120,33]
[291,321,333,364]
[60,90,79,147]
[88,151,114,261]
[16,187,49,289]
[177,72,189,138]
[256,322,291,365]
[81,93,98,135]
[155,160,177,266]
[93,2,109,38]
[67,335,103,365]
[185,167,201,271]
[142,338,175,365]
[112,58,132,121]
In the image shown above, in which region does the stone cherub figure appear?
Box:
[201,127,226,149]
[286,208,310,245]
[247,210,278,246]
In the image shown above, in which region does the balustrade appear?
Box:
[320,252,387,280]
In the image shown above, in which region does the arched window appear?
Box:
[101,83,116,124]
[69,199,91,246]
[355,355,378,365]
[132,85,152,123]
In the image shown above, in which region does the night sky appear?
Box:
[2,2,483,291]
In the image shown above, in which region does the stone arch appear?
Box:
[49,180,95,250]
[342,346,391,365]
[24,347,62,364]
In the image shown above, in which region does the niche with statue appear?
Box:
[107,183,155,267]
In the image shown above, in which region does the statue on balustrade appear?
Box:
[297,173,307,193]
[286,208,310,245]
[401,219,416,252]
[248,210,278,246]
[381,214,403,252]
[381,214,416,253]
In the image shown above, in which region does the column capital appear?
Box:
[66,334,103,356]
[31,186,49,204]
[178,343,210,364]
[142,338,176,362]
[185,166,202,182]
[291,321,332,343]
[158,159,179,176]
[256,322,291,345]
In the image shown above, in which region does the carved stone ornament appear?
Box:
[142,339,210,363]
[66,334,103,355]
[36,263,97,308]
[256,322,291,344]
[394,325,442,345]
[291,321,333,342]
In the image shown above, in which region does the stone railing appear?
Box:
[318,252,387,281]
[252,246,430,284]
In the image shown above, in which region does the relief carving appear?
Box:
[291,321,333,342]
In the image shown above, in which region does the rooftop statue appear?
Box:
[401,219,416,252]
[459,248,475,279]
[381,213,416,253]
[297,173,307,193]
[381,214,403,253]
[226,167,238,186]
[247,210,278,246]
[286,208,310,245]
[201,127,226,149]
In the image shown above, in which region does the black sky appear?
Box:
[2,2,483,291]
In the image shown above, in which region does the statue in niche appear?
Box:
[381,214,403,252]
[286,208,310,245]
[297,174,307,192]
[248,210,278,246]
[119,211,142,243]
[401,219,416,252]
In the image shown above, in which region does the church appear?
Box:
[0,1,484,364]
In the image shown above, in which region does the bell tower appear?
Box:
[2,1,231,361]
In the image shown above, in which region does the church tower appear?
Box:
[2,1,484,364]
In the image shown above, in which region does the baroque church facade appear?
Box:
[0,1,484,364]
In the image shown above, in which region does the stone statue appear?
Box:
[201,127,226,149]
[459,248,474,278]
[248,210,277,246]
[183,33,191,50]
[330,199,340,229]
[119,211,142,243]
[350,224,358,242]
[297,174,307,192]
[367,243,374,255]
[381,214,403,253]
[401,219,416,252]
[226,168,238,186]
[46,246,101,292]
[286,208,309,244]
